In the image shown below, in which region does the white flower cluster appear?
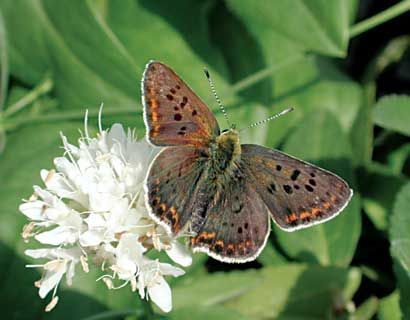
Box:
[20,117,191,313]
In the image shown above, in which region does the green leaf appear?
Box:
[374,95,410,136]
[0,243,44,320]
[169,305,250,320]
[349,296,378,320]
[0,1,231,117]
[225,266,361,319]
[273,57,362,135]
[274,111,361,266]
[358,163,408,231]
[0,1,49,84]
[173,264,361,320]
[378,291,402,320]
[228,102,270,145]
[349,94,373,166]
[257,240,288,267]
[387,143,410,174]
[390,182,410,318]
[209,2,273,106]
[173,268,263,310]
[226,0,353,57]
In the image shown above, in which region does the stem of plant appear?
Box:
[0,10,9,112]
[350,0,410,38]
[3,75,53,117]
[141,299,156,320]
[221,52,306,98]
[5,106,139,129]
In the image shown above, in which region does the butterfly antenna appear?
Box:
[204,68,231,127]
[239,107,294,133]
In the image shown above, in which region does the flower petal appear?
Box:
[25,247,81,261]
[158,263,185,277]
[115,256,137,280]
[35,226,78,245]
[84,213,106,228]
[166,241,192,267]
[39,262,67,298]
[148,276,172,313]
[107,124,126,148]
[41,169,87,206]
[19,201,47,220]
[79,230,105,247]
[25,248,54,259]
[116,233,146,261]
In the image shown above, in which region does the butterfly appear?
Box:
[141,61,353,263]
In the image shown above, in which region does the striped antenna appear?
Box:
[204,68,231,127]
[239,107,294,132]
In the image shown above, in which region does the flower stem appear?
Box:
[3,74,53,117]
[5,106,140,129]
[350,0,410,38]
[141,299,156,320]
[221,52,306,98]
[0,10,9,112]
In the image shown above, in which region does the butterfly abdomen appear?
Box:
[191,181,218,232]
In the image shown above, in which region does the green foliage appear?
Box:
[390,183,410,318]
[378,291,402,320]
[226,0,354,57]
[0,0,409,319]
[358,162,408,231]
[174,265,360,319]
[350,296,378,320]
[374,94,410,136]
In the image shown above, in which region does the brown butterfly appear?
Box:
[141,61,352,263]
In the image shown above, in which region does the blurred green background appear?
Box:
[1,0,410,319]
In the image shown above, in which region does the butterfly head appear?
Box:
[216,128,241,159]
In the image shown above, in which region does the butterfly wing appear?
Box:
[190,167,270,263]
[145,145,209,234]
[241,144,353,231]
[142,61,220,147]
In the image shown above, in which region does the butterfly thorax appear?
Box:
[209,129,241,174]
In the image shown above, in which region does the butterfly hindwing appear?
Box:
[142,61,220,147]
[241,144,352,231]
[190,167,270,262]
[145,146,208,234]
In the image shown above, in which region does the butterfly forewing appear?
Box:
[191,169,270,263]
[142,61,220,147]
[242,144,352,231]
